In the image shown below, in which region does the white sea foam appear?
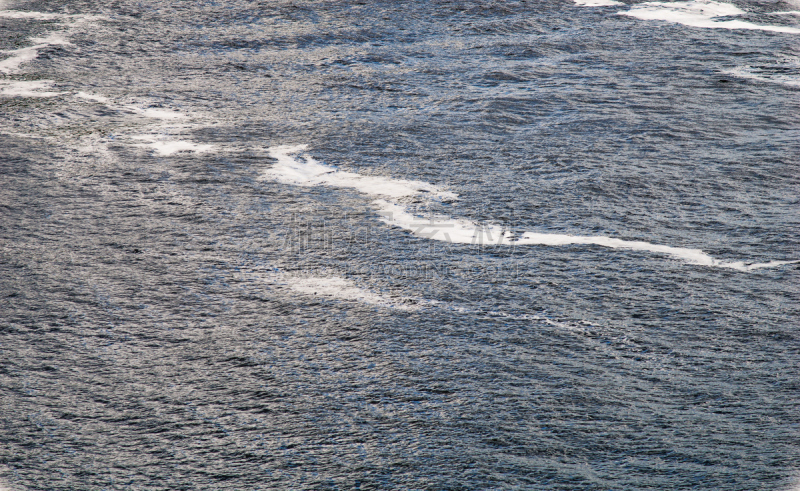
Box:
[265,145,458,201]
[140,108,186,120]
[95,101,208,155]
[374,200,800,271]
[772,11,800,16]
[267,147,798,272]
[289,275,422,311]
[0,10,106,74]
[131,137,214,156]
[724,61,800,87]
[432,301,587,330]
[69,14,109,23]
[151,141,214,156]
[235,268,426,311]
[125,105,187,120]
[0,9,106,22]
[621,1,800,33]
[725,67,800,87]
[0,33,72,73]
[0,45,45,73]
[24,32,71,47]
[375,200,510,245]
[0,80,65,97]
[574,0,624,6]
[76,94,189,119]
[0,9,64,19]
[76,91,111,103]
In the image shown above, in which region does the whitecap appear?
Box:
[0,80,65,97]
[265,147,798,271]
[374,200,800,271]
[375,199,509,245]
[125,105,187,120]
[131,138,214,156]
[76,91,111,103]
[621,0,800,33]
[76,94,190,119]
[0,33,72,74]
[0,9,65,20]
[150,141,214,156]
[574,0,624,6]
[0,9,106,22]
[723,60,800,88]
[264,145,458,201]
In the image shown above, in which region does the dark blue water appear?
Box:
[1,0,799,489]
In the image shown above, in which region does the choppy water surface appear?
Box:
[1,0,799,489]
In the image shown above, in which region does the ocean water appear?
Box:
[1,0,798,489]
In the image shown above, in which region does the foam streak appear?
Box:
[265,145,458,201]
[0,80,65,97]
[574,0,624,6]
[0,34,72,74]
[621,1,800,33]
[375,201,799,271]
[264,148,798,272]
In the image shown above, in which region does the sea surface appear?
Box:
[1,0,799,489]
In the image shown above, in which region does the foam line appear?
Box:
[125,105,187,120]
[374,200,800,271]
[76,91,111,103]
[375,200,510,245]
[0,10,106,21]
[76,93,189,120]
[131,137,214,156]
[77,95,202,154]
[0,80,65,97]
[0,46,40,73]
[265,148,798,271]
[0,10,106,74]
[265,145,458,201]
[0,33,72,74]
[724,66,800,87]
[150,141,214,156]
[621,1,800,34]
[574,0,624,6]
[0,9,65,19]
